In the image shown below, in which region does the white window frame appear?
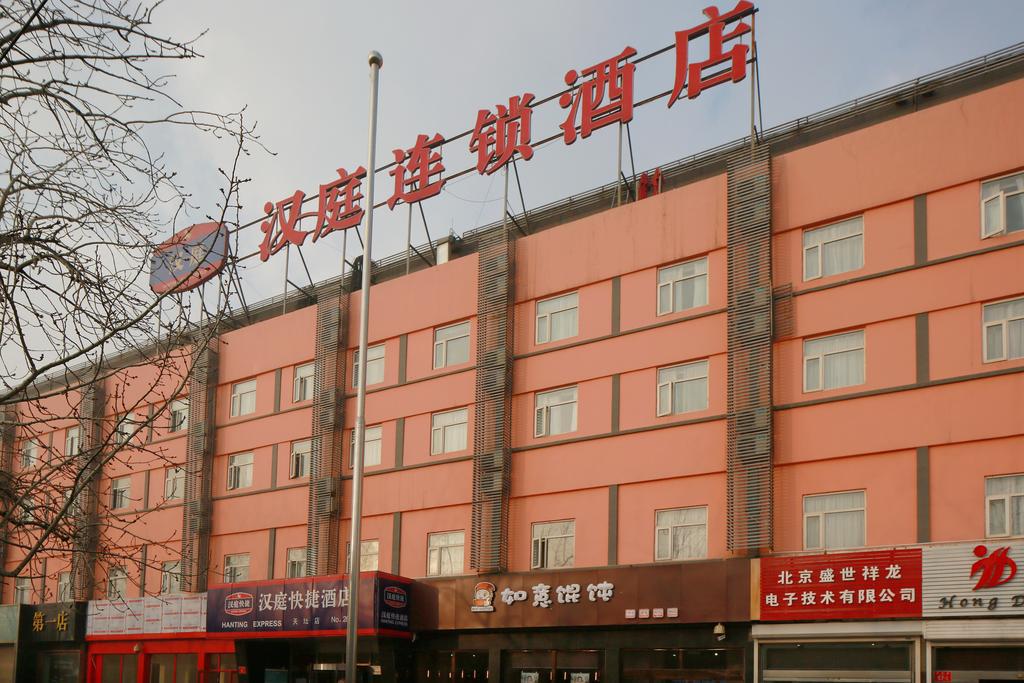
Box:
[64,426,82,457]
[114,412,141,444]
[353,344,386,388]
[160,560,181,594]
[226,453,254,490]
[534,386,578,438]
[981,171,1024,238]
[531,520,575,570]
[656,360,709,417]
[223,553,249,583]
[20,438,38,468]
[985,474,1024,538]
[290,440,312,479]
[802,216,865,281]
[656,257,708,316]
[430,408,468,455]
[169,398,189,433]
[110,477,131,510]
[56,571,72,602]
[14,578,32,604]
[107,567,127,600]
[293,363,315,402]
[654,506,708,561]
[433,321,470,369]
[350,426,382,467]
[535,292,579,345]
[164,466,185,500]
[427,530,465,577]
[802,330,866,393]
[286,547,307,578]
[982,296,1024,363]
[346,540,379,572]
[803,490,866,551]
[230,379,257,417]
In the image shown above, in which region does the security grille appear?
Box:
[71,384,104,599]
[306,286,347,575]
[725,146,774,552]
[180,340,218,592]
[470,221,515,572]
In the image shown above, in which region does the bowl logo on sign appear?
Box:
[224,592,254,617]
[383,586,407,609]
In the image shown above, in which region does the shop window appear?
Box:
[56,571,72,602]
[504,650,602,683]
[206,653,239,683]
[20,438,38,468]
[532,520,575,569]
[761,642,911,681]
[655,506,708,561]
[227,452,253,490]
[804,490,865,550]
[933,646,1024,672]
[657,257,708,315]
[230,379,257,417]
[803,330,865,392]
[37,650,80,683]
[534,386,577,437]
[986,473,1024,537]
[622,648,743,683]
[350,426,382,467]
[431,408,468,455]
[110,477,131,509]
[657,360,709,416]
[169,398,189,433]
[290,439,311,478]
[433,321,470,369]
[346,540,379,571]
[14,577,31,604]
[353,344,385,387]
[982,296,1024,362]
[223,553,249,583]
[107,566,127,600]
[161,560,181,594]
[293,362,315,402]
[981,171,1024,238]
[536,292,579,344]
[165,466,185,500]
[100,654,138,683]
[64,425,82,457]
[427,530,465,576]
[286,547,307,578]
[149,653,198,683]
[803,216,864,280]
[421,651,488,683]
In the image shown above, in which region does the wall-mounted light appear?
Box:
[713,622,726,642]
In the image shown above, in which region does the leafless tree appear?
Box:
[0,0,262,595]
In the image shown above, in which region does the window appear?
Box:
[164,467,185,500]
[169,398,189,433]
[431,408,468,455]
[160,561,181,594]
[655,507,708,561]
[803,216,864,280]
[286,548,307,578]
[107,567,127,600]
[293,363,315,402]
[350,426,382,467]
[536,292,579,344]
[56,572,72,602]
[981,172,1024,238]
[803,330,865,392]
[20,438,38,468]
[427,531,465,577]
[227,453,254,490]
[346,540,379,571]
[657,257,708,315]
[534,386,577,438]
[983,297,1024,362]
[114,412,141,444]
[433,321,470,369]
[230,379,257,417]
[657,360,709,416]
[353,345,385,387]
[64,426,82,457]
[986,474,1024,537]
[290,440,312,478]
[14,578,31,604]
[223,554,249,583]
[804,490,865,550]
[532,520,575,569]
[111,477,130,510]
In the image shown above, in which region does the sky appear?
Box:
[150,0,1024,307]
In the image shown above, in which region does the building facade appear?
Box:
[2,44,1024,683]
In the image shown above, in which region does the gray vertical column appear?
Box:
[181,339,218,593]
[607,485,619,566]
[914,195,928,266]
[916,447,931,543]
[916,313,930,384]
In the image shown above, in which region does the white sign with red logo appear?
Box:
[922,541,1024,617]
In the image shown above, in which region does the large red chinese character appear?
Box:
[387,134,445,209]
[258,190,310,262]
[469,94,535,175]
[559,46,637,145]
[311,166,366,242]
[669,1,753,106]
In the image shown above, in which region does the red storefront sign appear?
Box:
[760,549,922,621]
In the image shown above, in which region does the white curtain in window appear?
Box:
[673,276,707,310]
[821,234,863,276]
[550,308,578,341]
[989,499,1007,535]
[984,298,1024,322]
[823,348,864,388]
[805,331,864,389]
[548,402,576,434]
[656,507,707,560]
[822,510,864,548]
[805,490,864,513]
[986,475,1024,495]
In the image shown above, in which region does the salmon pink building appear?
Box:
[2,44,1024,683]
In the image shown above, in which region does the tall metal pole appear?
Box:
[282,242,290,315]
[346,49,382,683]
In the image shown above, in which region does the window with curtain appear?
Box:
[107,567,127,600]
[20,438,38,468]
[531,520,575,569]
[168,398,189,433]
[657,360,709,416]
[657,257,708,315]
[110,477,130,509]
[981,172,1024,238]
[160,561,181,594]
[536,292,579,344]
[164,467,185,500]
[431,408,468,455]
[353,344,385,387]
[803,330,865,392]
[983,297,1024,362]
[986,474,1024,537]
[293,362,315,401]
[286,548,307,578]
[433,322,470,368]
[64,426,82,457]
[346,540,379,571]
[14,578,31,604]
[290,440,311,478]
[230,379,257,417]
[655,507,707,561]
[804,490,865,550]
[223,553,249,583]
[803,216,864,280]
[350,425,382,467]
[226,453,253,490]
[535,386,578,437]
[427,530,465,576]
[57,572,72,602]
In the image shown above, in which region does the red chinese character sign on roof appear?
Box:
[670,1,754,106]
[560,46,637,145]
[388,134,446,209]
[470,94,535,175]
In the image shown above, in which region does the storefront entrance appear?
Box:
[87,640,237,683]
[621,648,743,683]
[931,646,1024,682]
[502,650,602,683]
[759,642,915,683]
